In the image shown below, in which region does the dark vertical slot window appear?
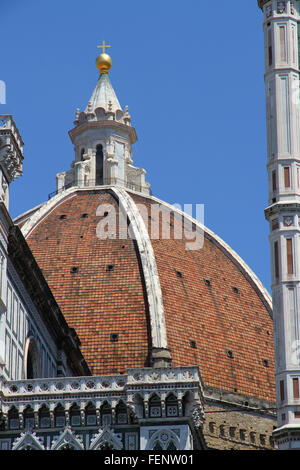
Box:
[272,170,277,192]
[287,238,294,275]
[280,380,285,401]
[293,378,299,399]
[27,353,34,379]
[96,144,104,185]
[268,28,273,66]
[274,241,279,279]
[284,167,291,188]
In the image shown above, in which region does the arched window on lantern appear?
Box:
[96,144,104,185]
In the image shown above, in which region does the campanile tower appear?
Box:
[258,0,300,449]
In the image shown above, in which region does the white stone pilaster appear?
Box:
[260,0,300,447]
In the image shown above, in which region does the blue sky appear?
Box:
[1,1,271,292]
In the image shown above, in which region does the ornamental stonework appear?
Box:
[277,1,286,14]
[283,216,293,227]
[290,2,295,14]
[266,5,273,18]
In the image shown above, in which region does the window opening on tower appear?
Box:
[96,144,104,185]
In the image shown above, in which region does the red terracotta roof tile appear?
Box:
[25,189,275,401]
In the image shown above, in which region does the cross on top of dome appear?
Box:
[96,41,112,74]
[97,41,111,54]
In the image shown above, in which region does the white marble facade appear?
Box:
[0,367,205,450]
[259,0,300,449]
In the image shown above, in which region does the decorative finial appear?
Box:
[87,101,92,113]
[124,105,131,125]
[74,108,80,125]
[96,41,112,74]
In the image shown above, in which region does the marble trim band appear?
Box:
[2,367,200,398]
[110,187,168,351]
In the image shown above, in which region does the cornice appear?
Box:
[0,114,24,147]
[264,67,300,79]
[68,120,137,144]
[204,384,276,416]
[265,201,300,219]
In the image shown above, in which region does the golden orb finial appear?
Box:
[96,41,112,74]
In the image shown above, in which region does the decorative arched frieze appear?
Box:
[38,404,51,429]
[115,400,128,425]
[148,393,162,418]
[100,401,112,426]
[85,401,97,427]
[126,393,144,421]
[165,392,179,418]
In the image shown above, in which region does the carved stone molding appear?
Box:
[0,115,24,183]
[50,426,84,450]
[89,425,123,450]
[12,430,45,450]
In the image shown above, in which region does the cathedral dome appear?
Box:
[14,47,275,419]
[16,185,275,403]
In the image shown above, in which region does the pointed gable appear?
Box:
[89,425,123,450]
[51,427,84,450]
[12,431,45,450]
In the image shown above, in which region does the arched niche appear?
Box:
[24,336,42,379]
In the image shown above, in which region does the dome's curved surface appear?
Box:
[18,186,275,402]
